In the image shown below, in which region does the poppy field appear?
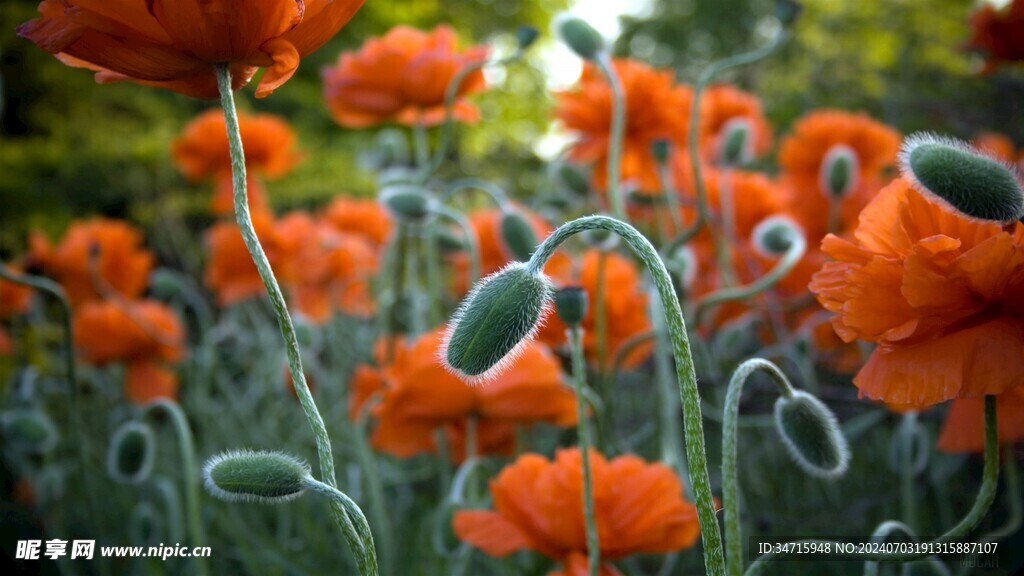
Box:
[2,0,1024,575]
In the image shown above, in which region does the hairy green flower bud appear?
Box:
[516,25,540,50]
[555,15,605,60]
[819,144,859,198]
[108,421,156,485]
[553,162,591,197]
[500,209,538,261]
[900,133,1024,224]
[442,263,553,383]
[774,391,850,479]
[2,409,58,455]
[718,118,754,167]
[379,184,432,221]
[752,215,803,257]
[554,286,588,327]
[203,450,310,504]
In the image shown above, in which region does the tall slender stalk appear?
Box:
[568,326,600,576]
[595,54,627,221]
[215,64,376,575]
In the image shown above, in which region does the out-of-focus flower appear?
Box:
[204,212,280,306]
[323,25,488,128]
[453,448,700,575]
[810,177,1024,408]
[32,219,154,307]
[973,132,1018,163]
[322,196,394,248]
[17,0,366,98]
[966,0,1024,73]
[0,327,12,357]
[125,359,179,404]
[937,385,1024,453]
[698,84,772,163]
[0,266,33,318]
[349,329,576,461]
[556,58,692,194]
[538,250,652,369]
[73,299,184,364]
[173,109,301,215]
[468,206,551,276]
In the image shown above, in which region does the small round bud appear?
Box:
[665,245,699,291]
[2,410,58,455]
[107,421,156,485]
[775,0,803,27]
[442,263,553,383]
[500,209,539,261]
[900,133,1024,224]
[516,25,540,50]
[581,227,620,251]
[379,185,432,221]
[555,15,605,60]
[718,118,754,167]
[651,139,672,165]
[774,391,850,479]
[203,449,310,504]
[432,225,466,253]
[819,144,859,198]
[552,162,591,197]
[752,215,803,257]
[554,286,588,326]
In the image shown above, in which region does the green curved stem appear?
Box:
[744,395,1000,574]
[722,359,795,576]
[527,215,725,576]
[657,159,684,236]
[692,235,806,327]
[355,409,393,576]
[651,293,689,496]
[862,521,917,576]
[980,446,1021,543]
[143,399,207,576]
[440,178,509,208]
[216,65,376,576]
[302,477,379,574]
[569,326,600,576]
[595,53,627,222]
[433,205,481,286]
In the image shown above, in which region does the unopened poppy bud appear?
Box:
[555,15,605,60]
[442,263,553,383]
[774,391,850,479]
[108,421,156,485]
[666,245,698,291]
[752,215,803,257]
[581,227,620,251]
[203,450,310,504]
[500,209,538,261]
[432,225,465,253]
[555,286,588,327]
[900,133,1024,224]
[819,144,859,198]
[775,0,803,26]
[651,139,672,165]
[2,409,58,454]
[516,25,540,50]
[718,118,754,167]
[379,185,432,221]
[553,162,591,197]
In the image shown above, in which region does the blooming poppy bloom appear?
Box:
[537,250,652,370]
[697,83,772,164]
[204,211,281,306]
[73,299,184,365]
[173,109,301,215]
[18,0,366,98]
[965,0,1024,73]
[349,329,576,460]
[31,219,154,307]
[937,385,1024,453]
[321,196,394,248]
[0,267,33,318]
[323,25,488,128]
[556,58,692,194]
[453,448,700,575]
[810,177,1024,408]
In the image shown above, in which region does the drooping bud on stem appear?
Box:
[500,209,539,261]
[379,184,432,222]
[775,0,804,26]
[552,162,591,197]
[819,144,859,199]
[203,450,310,504]
[516,25,540,50]
[718,118,754,167]
[2,409,58,455]
[555,15,605,61]
[774,391,850,479]
[752,215,803,257]
[108,421,156,485]
[555,286,588,327]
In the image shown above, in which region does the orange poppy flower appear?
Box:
[349,329,576,460]
[937,385,1024,453]
[0,267,33,318]
[321,196,394,248]
[32,219,154,307]
[556,58,692,194]
[809,177,1024,408]
[18,0,366,98]
[966,0,1024,73]
[973,132,1018,163]
[537,250,652,370]
[73,299,184,364]
[204,211,280,306]
[323,25,488,128]
[173,108,301,215]
[698,84,772,163]
[468,206,552,276]
[0,327,12,357]
[125,359,179,404]
[453,448,700,575]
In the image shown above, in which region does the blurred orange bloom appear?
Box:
[173,109,301,215]
[322,196,394,248]
[698,84,772,163]
[538,250,652,370]
[937,385,1024,453]
[32,219,154,307]
[204,212,280,306]
[810,178,1024,408]
[0,327,12,357]
[73,299,184,364]
[453,448,700,575]
[349,329,576,460]
[973,132,1018,163]
[0,267,33,318]
[323,25,488,128]
[18,0,365,98]
[469,206,551,276]
[556,58,692,193]
[125,359,179,404]
[966,0,1024,73]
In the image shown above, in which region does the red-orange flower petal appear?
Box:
[937,385,1024,453]
[73,299,185,364]
[124,359,179,404]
